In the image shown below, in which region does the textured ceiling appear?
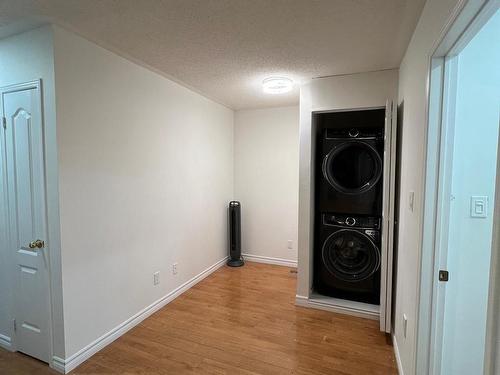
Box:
[0,0,425,110]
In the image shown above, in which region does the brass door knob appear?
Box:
[29,240,45,249]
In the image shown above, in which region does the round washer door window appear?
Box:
[322,141,382,194]
[322,229,380,282]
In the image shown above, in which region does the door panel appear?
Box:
[436,11,500,374]
[380,99,396,333]
[2,82,50,363]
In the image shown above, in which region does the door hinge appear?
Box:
[2,117,6,129]
[439,270,449,282]
[13,319,16,332]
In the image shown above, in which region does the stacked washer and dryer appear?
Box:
[313,108,386,306]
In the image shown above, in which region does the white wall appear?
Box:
[441,10,500,374]
[52,26,234,358]
[234,106,299,263]
[394,0,461,374]
[0,26,65,359]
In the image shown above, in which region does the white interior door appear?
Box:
[380,99,396,333]
[1,81,51,363]
[430,9,500,375]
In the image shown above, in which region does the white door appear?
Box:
[430,8,500,375]
[380,99,396,333]
[1,81,51,363]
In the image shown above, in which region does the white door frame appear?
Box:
[416,0,500,373]
[0,79,55,363]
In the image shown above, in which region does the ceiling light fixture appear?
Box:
[262,77,293,94]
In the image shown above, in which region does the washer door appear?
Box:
[322,141,382,194]
[322,229,380,282]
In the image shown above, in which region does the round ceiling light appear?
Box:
[262,77,293,94]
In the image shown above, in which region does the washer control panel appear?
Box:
[322,213,381,229]
[345,217,356,226]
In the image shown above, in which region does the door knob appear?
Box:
[29,240,45,249]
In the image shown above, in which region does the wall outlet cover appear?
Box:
[153,271,160,285]
[172,263,178,275]
[287,240,293,250]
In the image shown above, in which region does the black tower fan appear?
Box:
[227,201,244,267]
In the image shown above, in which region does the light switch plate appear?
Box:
[470,196,488,218]
[403,314,408,338]
[409,191,415,212]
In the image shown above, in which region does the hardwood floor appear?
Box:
[0,262,397,374]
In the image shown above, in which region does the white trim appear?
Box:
[0,333,12,351]
[242,253,297,268]
[51,356,65,373]
[485,125,500,375]
[0,79,41,93]
[295,294,379,320]
[393,334,404,375]
[427,54,459,375]
[54,256,228,374]
[416,56,446,375]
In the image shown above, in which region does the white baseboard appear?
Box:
[54,256,228,374]
[295,294,379,321]
[51,356,66,373]
[392,334,404,375]
[0,333,12,351]
[242,253,297,268]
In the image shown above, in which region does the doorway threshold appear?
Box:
[296,293,380,320]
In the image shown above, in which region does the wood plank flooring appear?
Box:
[0,262,397,374]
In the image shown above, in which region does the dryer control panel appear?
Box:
[325,127,383,140]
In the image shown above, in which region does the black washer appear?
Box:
[321,229,380,282]
[314,213,381,305]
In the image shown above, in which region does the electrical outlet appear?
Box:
[403,314,408,338]
[172,263,178,275]
[287,240,293,250]
[153,271,160,286]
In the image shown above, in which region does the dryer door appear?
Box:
[322,229,381,282]
[322,141,382,194]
